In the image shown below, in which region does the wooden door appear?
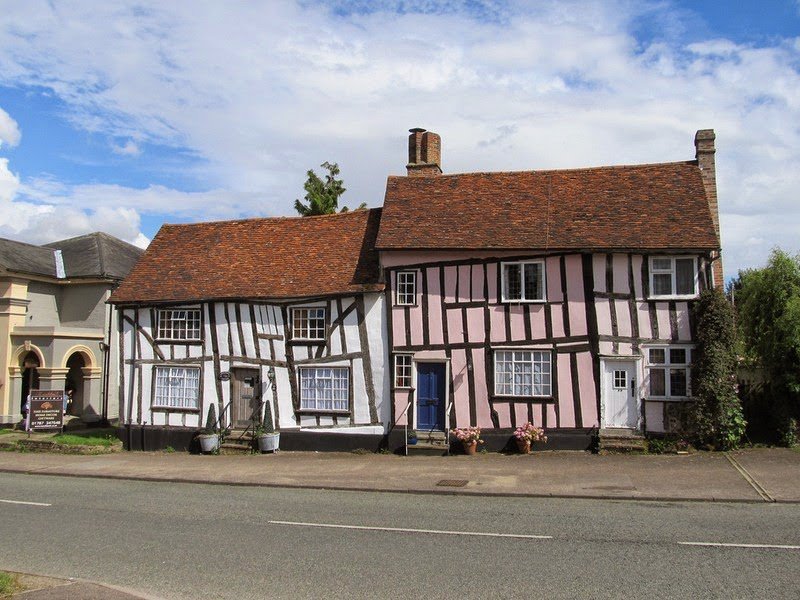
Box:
[416,362,446,431]
[231,368,260,428]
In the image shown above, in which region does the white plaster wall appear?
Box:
[364,292,389,428]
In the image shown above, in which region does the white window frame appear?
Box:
[645,345,693,400]
[156,307,202,341]
[395,271,417,306]
[298,366,350,412]
[291,307,326,341]
[500,260,546,303]
[153,365,200,409]
[648,256,698,299]
[493,349,552,398]
[394,354,413,389]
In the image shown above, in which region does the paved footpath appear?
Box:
[0,447,798,503]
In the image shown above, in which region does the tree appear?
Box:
[691,288,745,449]
[734,249,800,444]
[294,161,365,216]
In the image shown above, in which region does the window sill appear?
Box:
[296,409,351,415]
[287,339,326,346]
[154,339,203,345]
[500,299,547,304]
[151,406,200,413]
[645,397,693,402]
[491,395,555,403]
[647,295,698,301]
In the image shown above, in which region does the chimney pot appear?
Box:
[694,129,723,287]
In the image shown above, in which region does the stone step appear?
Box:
[406,440,450,456]
[219,441,254,455]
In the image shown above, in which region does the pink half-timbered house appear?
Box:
[378,128,722,450]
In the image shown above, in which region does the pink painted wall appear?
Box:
[546,256,563,302]
[451,349,469,426]
[565,255,587,336]
[391,307,405,348]
[458,265,471,301]
[509,305,526,341]
[612,254,629,293]
[530,305,546,339]
[577,351,598,427]
[409,302,424,346]
[471,265,485,301]
[466,307,485,344]
[557,352,575,427]
[472,348,492,428]
[446,309,464,344]
[426,268,444,345]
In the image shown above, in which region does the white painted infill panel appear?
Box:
[300,415,317,427]
[226,303,242,357]
[343,298,361,354]
[203,304,214,356]
[351,357,369,425]
[122,310,135,361]
[239,303,257,358]
[328,302,343,356]
[364,293,389,428]
[189,344,202,359]
[274,367,293,429]
[137,309,154,361]
[214,304,230,357]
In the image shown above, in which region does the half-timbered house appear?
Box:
[378,128,722,450]
[109,209,389,451]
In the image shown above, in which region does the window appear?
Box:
[646,346,692,399]
[299,367,349,411]
[613,370,627,389]
[494,350,552,397]
[153,366,200,409]
[396,271,417,306]
[292,307,326,340]
[157,308,201,341]
[649,257,697,298]
[501,261,545,302]
[394,354,413,388]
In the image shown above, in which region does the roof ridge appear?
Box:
[160,207,379,229]
[386,160,698,180]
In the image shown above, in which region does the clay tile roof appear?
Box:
[376,161,719,251]
[110,208,384,305]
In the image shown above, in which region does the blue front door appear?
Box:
[416,362,446,431]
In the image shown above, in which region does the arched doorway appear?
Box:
[65,352,86,417]
[20,351,40,418]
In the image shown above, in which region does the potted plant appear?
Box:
[451,426,483,455]
[407,430,418,445]
[256,399,279,453]
[513,422,547,454]
[198,403,220,454]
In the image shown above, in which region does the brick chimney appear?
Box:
[694,129,723,287]
[406,128,442,176]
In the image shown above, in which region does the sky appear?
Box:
[0,0,799,278]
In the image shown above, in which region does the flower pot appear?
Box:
[257,432,280,453]
[516,439,531,454]
[198,433,219,454]
[463,441,478,455]
[407,437,418,445]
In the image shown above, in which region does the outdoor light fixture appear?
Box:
[267,366,276,391]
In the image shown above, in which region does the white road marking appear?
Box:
[679,542,800,550]
[269,520,551,539]
[0,498,51,507]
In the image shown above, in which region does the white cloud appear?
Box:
[0,107,20,148]
[0,0,796,274]
[111,140,141,156]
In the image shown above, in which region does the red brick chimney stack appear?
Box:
[406,127,442,176]
[694,128,723,287]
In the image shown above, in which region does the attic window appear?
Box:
[157,308,202,341]
[501,260,546,303]
[292,307,326,341]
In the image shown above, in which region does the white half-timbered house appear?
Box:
[109,209,388,451]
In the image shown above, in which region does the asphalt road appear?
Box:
[1,473,798,599]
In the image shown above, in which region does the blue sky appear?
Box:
[0,0,799,276]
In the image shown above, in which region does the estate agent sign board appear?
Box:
[27,390,64,431]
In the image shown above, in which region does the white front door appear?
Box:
[602,360,638,428]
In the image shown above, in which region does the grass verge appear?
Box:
[0,571,23,597]
[53,428,119,447]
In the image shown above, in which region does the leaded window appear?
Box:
[153,366,200,409]
[647,346,692,399]
[394,354,413,388]
[501,261,545,302]
[494,350,552,397]
[649,256,697,298]
[292,307,326,340]
[396,271,417,306]
[299,367,349,411]
[157,308,202,341]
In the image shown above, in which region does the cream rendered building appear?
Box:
[0,233,142,426]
